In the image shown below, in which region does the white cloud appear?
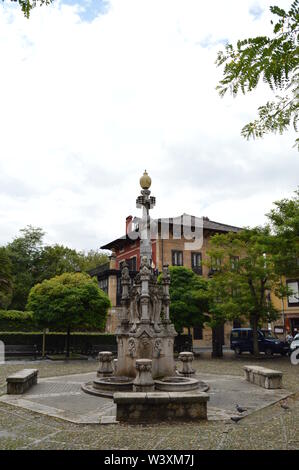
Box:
[0,0,297,250]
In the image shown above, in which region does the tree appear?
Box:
[267,188,299,277]
[3,0,53,18]
[216,1,299,149]
[6,226,45,310]
[0,247,13,309]
[5,226,109,310]
[207,227,289,357]
[26,272,111,357]
[78,249,109,272]
[165,266,209,335]
[36,244,82,282]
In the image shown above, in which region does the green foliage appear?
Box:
[164,266,209,334]
[5,226,109,310]
[6,226,45,310]
[36,244,81,282]
[0,310,35,331]
[207,227,292,355]
[78,249,109,272]
[2,0,54,19]
[266,188,299,277]
[267,188,299,235]
[0,247,13,309]
[26,272,111,332]
[216,1,299,148]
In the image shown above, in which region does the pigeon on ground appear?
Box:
[280,401,290,410]
[231,416,242,424]
[236,404,247,413]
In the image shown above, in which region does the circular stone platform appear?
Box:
[0,371,292,424]
[82,374,209,397]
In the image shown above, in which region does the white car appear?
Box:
[290,334,299,352]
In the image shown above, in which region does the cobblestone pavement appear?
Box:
[0,354,298,450]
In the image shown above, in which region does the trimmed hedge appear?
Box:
[0,332,117,355]
[0,332,192,355]
[0,310,37,332]
[0,309,105,333]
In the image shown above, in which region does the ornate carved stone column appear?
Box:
[139,257,151,323]
[161,264,171,322]
[97,351,114,378]
[120,262,130,324]
[178,352,195,377]
[133,359,155,392]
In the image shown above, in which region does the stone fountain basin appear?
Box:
[82,376,134,398]
[154,376,209,392]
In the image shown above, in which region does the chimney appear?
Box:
[126,215,133,235]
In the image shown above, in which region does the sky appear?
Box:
[0,0,298,252]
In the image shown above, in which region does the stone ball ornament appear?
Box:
[140,170,151,189]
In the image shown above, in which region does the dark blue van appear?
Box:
[230,328,289,356]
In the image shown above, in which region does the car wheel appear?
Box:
[265,348,273,356]
[234,346,242,355]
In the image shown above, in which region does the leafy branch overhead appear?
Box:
[3,0,53,18]
[216,1,299,149]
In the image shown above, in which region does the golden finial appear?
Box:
[139,170,151,189]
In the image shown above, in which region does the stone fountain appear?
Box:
[82,171,209,422]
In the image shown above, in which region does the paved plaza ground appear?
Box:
[0,353,298,450]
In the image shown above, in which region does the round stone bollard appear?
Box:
[97,351,114,378]
[178,351,195,377]
[133,359,155,392]
[113,359,118,374]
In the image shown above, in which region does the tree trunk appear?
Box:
[66,326,71,358]
[212,324,224,358]
[252,316,260,357]
[42,329,46,359]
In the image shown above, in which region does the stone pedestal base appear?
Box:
[116,324,176,379]
[178,351,195,377]
[114,391,209,423]
[244,365,283,389]
[133,359,155,392]
[7,369,38,395]
[97,351,114,378]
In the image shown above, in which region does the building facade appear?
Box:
[92,214,241,348]
[271,277,299,337]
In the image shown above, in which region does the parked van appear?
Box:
[230,328,289,356]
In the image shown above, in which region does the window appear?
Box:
[127,257,137,271]
[193,326,203,340]
[119,260,125,269]
[98,278,108,294]
[191,252,202,274]
[172,250,183,266]
[119,257,137,271]
[230,256,239,270]
[287,280,299,307]
[211,256,221,270]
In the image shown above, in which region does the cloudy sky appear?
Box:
[0,0,298,251]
